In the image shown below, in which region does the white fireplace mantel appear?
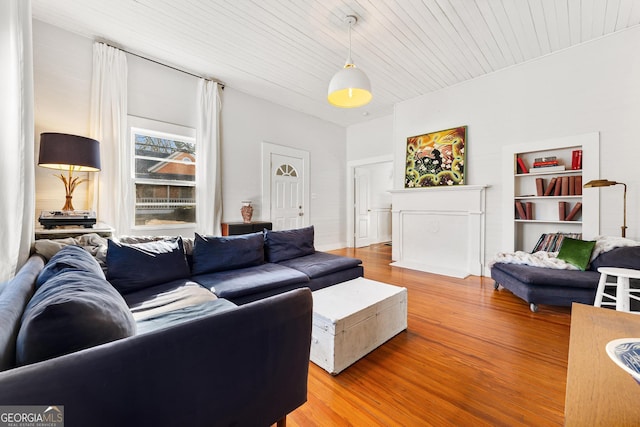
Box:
[389,185,487,278]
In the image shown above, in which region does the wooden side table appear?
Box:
[35,222,114,240]
[565,303,640,425]
[221,221,272,236]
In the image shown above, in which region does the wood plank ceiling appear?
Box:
[31,0,640,127]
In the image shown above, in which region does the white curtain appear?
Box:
[0,0,35,281]
[196,80,223,236]
[90,43,129,234]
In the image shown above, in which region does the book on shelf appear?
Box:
[575,175,582,195]
[571,150,583,170]
[515,201,527,220]
[553,178,562,196]
[568,175,576,195]
[534,156,556,162]
[533,160,559,167]
[535,178,544,196]
[561,176,569,195]
[531,165,566,172]
[543,177,557,196]
[558,201,567,221]
[516,157,528,174]
[525,202,533,220]
[565,202,582,221]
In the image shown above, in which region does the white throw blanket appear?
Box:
[488,235,640,270]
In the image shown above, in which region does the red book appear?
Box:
[517,157,528,174]
[515,201,527,220]
[544,177,557,196]
[525,202,533,220]
[571,150,583,170]
[533,160,559,167]
[535,178,544,196]
[558,201,567,221]
[565,202,582,221]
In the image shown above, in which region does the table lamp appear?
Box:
[38,133,101,212]
[583,179,627,237]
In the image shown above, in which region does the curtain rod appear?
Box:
[98,41,225,89]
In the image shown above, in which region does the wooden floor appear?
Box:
[287,244,572,427]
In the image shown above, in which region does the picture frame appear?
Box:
[404,126,467,188]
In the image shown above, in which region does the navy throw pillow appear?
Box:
[590,246,640,271]
[16,271,136,366]
[191,232,264,275]
[36,245,105,288]
[106,237,190,294]
[264,226,315,263]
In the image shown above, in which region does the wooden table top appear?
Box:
[565,303,640,426]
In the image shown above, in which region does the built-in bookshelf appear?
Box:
[502,133,600,252]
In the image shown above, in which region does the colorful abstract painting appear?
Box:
[404,126,466,188]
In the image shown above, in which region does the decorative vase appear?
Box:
[241,201,253,223]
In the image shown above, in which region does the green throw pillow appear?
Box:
[557,238,596,271]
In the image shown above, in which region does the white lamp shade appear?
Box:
[327,65,372,108]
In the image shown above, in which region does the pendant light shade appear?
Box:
[327,15,372,108]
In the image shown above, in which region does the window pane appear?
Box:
[135,184,195,226]
[134,133,196,181]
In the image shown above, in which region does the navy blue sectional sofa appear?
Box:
[0,225,363,426]
[491,245,640,312]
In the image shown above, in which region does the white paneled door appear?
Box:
[354,167,371,247]
[262,142,309,230]
[271,153,304,230]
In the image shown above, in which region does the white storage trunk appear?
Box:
[310,277,408,375]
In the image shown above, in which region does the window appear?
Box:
[131,126,196,227]
[276,164,298,177]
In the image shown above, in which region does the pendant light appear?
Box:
[327,15,372,108]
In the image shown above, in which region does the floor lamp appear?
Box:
[583,179,627,237]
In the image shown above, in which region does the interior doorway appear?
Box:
[347,155,393,247]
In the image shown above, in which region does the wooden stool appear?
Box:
[595,267,640,312]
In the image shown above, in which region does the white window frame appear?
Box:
[128,116,197,231]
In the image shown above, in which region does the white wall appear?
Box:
[221,88,347,249]
[33,20,347,248]
[346,114,394,162]
[393,26,640,267]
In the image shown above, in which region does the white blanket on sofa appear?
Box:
[488,236,640,270]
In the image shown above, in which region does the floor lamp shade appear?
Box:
[327,64,372,108]
[38,133,101,211]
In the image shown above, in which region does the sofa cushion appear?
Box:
[36,245,105,288]
[277,252,363,279]
[557,238,596,271]
[192,263,309,300]
[135,298,237,335]
[590,246,640,271]
[106,237,190,294]
[16,271,136,366]
[191,232,264,275]
[123,278,219,320]
[491,262,600,289]
[0,256,44,371]
[264,226,315,263]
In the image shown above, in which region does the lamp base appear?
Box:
[62,196,74,212]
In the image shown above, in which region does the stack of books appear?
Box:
[532,156,565,172]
